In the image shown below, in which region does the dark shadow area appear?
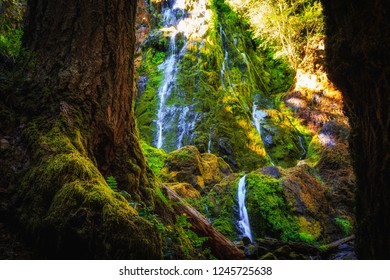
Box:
[321,0,390,259]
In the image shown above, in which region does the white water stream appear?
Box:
[220,26,236,96]
[237,175,253,242]
[155,1,186,149]
[155,0,210,150]
[252,104,275,166]
[298,135,307,160]
[207,133,212,153]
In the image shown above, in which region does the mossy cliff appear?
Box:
[136,0,295,171]
[135,0,356,253]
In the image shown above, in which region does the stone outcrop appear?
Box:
[162,146,232,193]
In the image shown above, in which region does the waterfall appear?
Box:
[252,104,263,135]
[156,35,177,148]
[237,175,253,242]
[298,135,307,160]
[176,105,199,149]
[252,104,275,166]
[207,133,212,153]
[154,0,210,150]
[155,1,185,149]
[177,106,190,149]
[219,25,236,96]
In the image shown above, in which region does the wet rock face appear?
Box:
[321,0,390,259]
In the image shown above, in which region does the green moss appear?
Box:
[140,140,167,178]
[297,232,316,244]
[335,217,352,236]
[306,134,322,166]
[0,28,23,59]
[146,209,212,259]
[171,148,195,161]
[212,217,236,239]
[193,175,241,240]
[135,49,166,145]
[245,172,299,241]
[0,0,25,60]
[18,120,163,259]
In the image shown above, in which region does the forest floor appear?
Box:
[0,186,41,259]
[0,222,41,259]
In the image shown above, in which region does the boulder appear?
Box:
[162,146,232,191]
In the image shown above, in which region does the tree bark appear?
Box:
[24,0,150,196]
[321,0,390,259]
[0,0,164,259]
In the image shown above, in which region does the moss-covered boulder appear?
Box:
[315,121,355,220]
[165,183,201,199]
[162,146,206,190]
[200,153,232,187]
[162,146,232,190]
[304,121,355,237]
[256,108,304,167]
[245,172,299,241]
[280,166,332,241]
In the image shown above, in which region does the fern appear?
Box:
[106,176,118,192]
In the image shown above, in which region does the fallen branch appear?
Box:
[323,235,355,251]
[162,185,245,260]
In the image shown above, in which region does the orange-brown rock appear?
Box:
[162,146,232,191]
[165,182,201,199]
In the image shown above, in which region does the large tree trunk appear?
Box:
[0,0,163,259]
[23,0,150,195]
[321,0,390,259]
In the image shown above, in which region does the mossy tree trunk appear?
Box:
[23,0,150,195]
[0,0,163,259]
[321,0,390,259]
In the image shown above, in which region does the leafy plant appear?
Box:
[106,176,118,192]
[335,217,352,236]
[298,232,315,244]
[0,0,25,59]
[155,187,169,206]
[0,28,23,59]
[140,140,166,177]
[227,0,324,70]
[174,214,209,258]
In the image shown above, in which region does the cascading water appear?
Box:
[156,37,178,148]
[154,0,209,151]
[207,133,212,153]
[237,175,253,242]
[177,106,190,149]
[298,135,307,160]
[219,25,236,96]
[252,104,275,166]
[177,105,199,149]
[155,1,185,149]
